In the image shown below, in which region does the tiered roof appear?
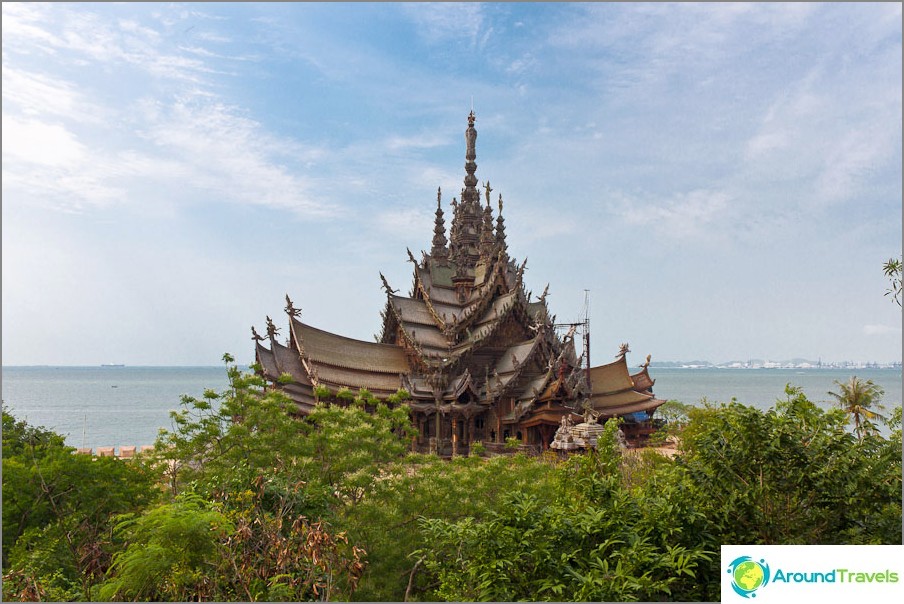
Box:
[586,355,665,417]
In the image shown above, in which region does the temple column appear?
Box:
[435,398,442,455]
[451,417,458,456]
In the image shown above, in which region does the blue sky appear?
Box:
[2,2,901,366]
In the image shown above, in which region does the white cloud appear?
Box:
[2,115,86,167]
[863,324,901,337]
[137,97,337,218]
[610,189,731,239]
[402,2,486,47]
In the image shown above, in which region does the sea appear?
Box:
[2,365,901,452]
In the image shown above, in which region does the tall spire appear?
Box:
[449,112,484,270]
[463,111,479,205]
[479,194,495,260]
[495,193,507,256]
[431,187,448,260]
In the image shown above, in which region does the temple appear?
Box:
[254,112,665,454]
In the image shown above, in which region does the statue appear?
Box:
[616,342,631,359]
[484,181,493,204]
[265,315,280,339]
[380,272,399,295]
[251,326,264,342]
[285,294,301,318]
[538,283,550,303]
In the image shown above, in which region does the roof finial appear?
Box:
[431,187,448,259]
[265,315,280,340]
[284,294,301,318]
[380,272,399,295]
[495,193,507,255]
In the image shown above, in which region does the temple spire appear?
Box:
[463,111,478,204]
[431,187,448,259]
[479,191,495,260]
[449,112,484,269]
[495,193,507,255]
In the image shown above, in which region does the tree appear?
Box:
[828,376,887,441]
[2,408,159,601]
[411,421,714,602]
[883,256,902,306]
[670,386,900,547]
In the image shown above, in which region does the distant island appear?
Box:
[650,359,902,370]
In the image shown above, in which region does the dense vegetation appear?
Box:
[3,356,901,601]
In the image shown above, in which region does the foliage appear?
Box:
[674,386,901,545]
[2,407,159,601]
[883,256,902,306]
[828,376,887,441]
[4,367,901,602]
[343,452,558,601]
[469,440,486,456]
[412,422,714,602]
[98,487,365,602]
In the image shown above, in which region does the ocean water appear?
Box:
[2,366,901,451]
[2,366,230,451]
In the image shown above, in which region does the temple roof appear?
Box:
[587,356,636,395]
[586,354,664,417]
[630,365,655,393]
[292,317,409,374]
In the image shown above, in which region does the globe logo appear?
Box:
[727,556,771,598]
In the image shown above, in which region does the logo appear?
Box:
[727,556,771,598]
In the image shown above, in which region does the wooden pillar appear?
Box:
[435,402,442,454]
[451,417,458,457]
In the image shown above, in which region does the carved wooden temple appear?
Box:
[254,112,665,454]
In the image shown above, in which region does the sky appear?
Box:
[2,2,901,367]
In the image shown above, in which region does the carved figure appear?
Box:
[380,272,399,294]
[285,294,301,318]
[265,315,280,339]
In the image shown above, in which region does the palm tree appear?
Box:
[828,376,887,441]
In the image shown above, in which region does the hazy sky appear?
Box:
[2,2,901,366]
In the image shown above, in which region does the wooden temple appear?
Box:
[254,112,665,454]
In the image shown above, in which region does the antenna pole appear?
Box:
[583,289,591,388]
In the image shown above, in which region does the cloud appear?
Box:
[402,2,486,47]
[863,324,901,337]
[2,115,86,166]
[609,189,731,239]
[135,97,338,218]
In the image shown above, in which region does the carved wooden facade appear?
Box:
[254,112,665,454]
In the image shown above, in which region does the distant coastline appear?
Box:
[650,359,902,370]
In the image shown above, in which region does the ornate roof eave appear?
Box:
[287,317,321,387]
[411,261,449,332]
[384,296,433,371]
[444,250,522,338]
[492,335,547,399]
[452,297,546,364]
